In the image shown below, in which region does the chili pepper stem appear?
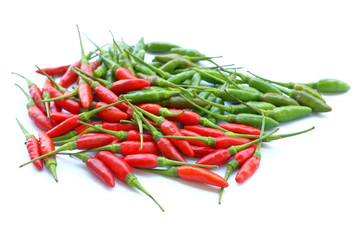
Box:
[126,173,164,212]
[218,159,239,204]
[157,157,217,168]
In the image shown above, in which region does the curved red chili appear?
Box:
[235,155,260,183]
[36,65,69,77]
[115,67,137,80]
[86,156,115,188]
[191,145,217,158]
[94,102,128,122]
[218,123,261,135]
[196,149,232,166]
[59,60,81,88]
[184,125,225,138]
[38,131,57,182]
[50,112,75,123]
[111,79,150,94]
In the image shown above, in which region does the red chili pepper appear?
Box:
[15,84,53,131]
[218,123,261,135]
[50,112,75,123]
[111,79,150,94]
[59,60,81,88]
[235,155,260,183]
[13,72,47,114]
[75,120,105,134]
[90,60,101,70]
[143,165,229,188]
[184,125,225,138]
[179,129,209,147]
[16,119,43,170]
[46,86,81,114]
[95,151,164,211]
[115,67,137,80]
[191,145,217,158]
[124,153,216,168]
[36,65,69,76]
[123,97,187,162]
[46,101,123,138]
[94,102,128,122]
[38,131,57,182]
[102,122,138,131]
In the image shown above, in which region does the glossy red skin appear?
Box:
[28,106,53,131]
[42,79,55,93]
[234,144,257,166]
[75,121,105,134]
[86,157,115,187]
[124,154,158,168]
[177,165,229,188]
[137,103,162,115]
[59,60,81,88]
[218,123,261,135]
[235,156,260,183]
[26,137,43,170]
[179,129,208,147]
[115,67,137,80]
[119,141,159,156]
[90,60,101,70]
[29,85,47,114]
[102,122,138,131]
[76,133,118,149]
[214,136,251,149]
[78,64,93,109]
[126,130,154,142]
[46,115,80,138]
[95,151,132,182]
[47,87,81,114]
[50,112,75,123]
[94,102,128,122]
[111,79,150,94]
[184,125,224,138]
[93,84,129,111]
[191,145,217,158]
[38,131,55,156]
[160,120,194,157]
[157,138,186,162]
[166,110,201,125]
[36,65,69,76]
[196,149,232,166]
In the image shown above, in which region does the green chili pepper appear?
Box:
[123,87,181,104]
[169,47,205,57]
[284,89,332,112]
[154,95,208,109]
[145,41,181,53]
[264,105,312,122]
[260,92,300,106]
[305,78,351,93]
[159,59,179,73]
[167,70,196,84]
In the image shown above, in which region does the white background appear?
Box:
[1,0,359,239]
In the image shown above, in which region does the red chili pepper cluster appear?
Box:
[15,30,347,211]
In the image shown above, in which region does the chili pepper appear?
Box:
[123,87,181,104]
[218,123,261,135]
[59,60,82,88]
[74,67,150,95]
[115,67,138,80]
[51,120,106,141]
[260,92,300,106]
[13,72,47,114]
[238,74,283,94]
[54,132,118,146]
[191,145,217,158]
[154,95,208,109]
[154,54,193,69]
[68,152,115,187]
[124,154,216,168]
[131,103,194,157]
[90,60,101,70]
[169,47,205,57]
[180,93,279,129]
[145,41,180,53]
[76,25,93,109]
[95,150,164,211]
[305,78,351,93]
[38,131,58,182]
[46,101,124,138]
[218,144,257,204]
[93,101,128,122]
[195,129,277,166]
[141,165,228,188]
[78,121,154,142]
[50,112,75,123]
[263,105,312,122]
[16,119,43,170]
[15,83,53,131]
[166,70,195,84]
[124,98,187,162]
[42,90,61,118]
[159,59,179,72]
[20,132,120,168]
[179,129,209,147]
[36,64,69,76]
[93,65,107,78]
[102,122,138,131]
[164,134,251,149]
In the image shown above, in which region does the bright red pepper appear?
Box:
[59,60,81,88]
[36,65,70,77]
[115,67,138,80]
[94,102,128,122]
[50,112,75,123]
[235,155,260,183]
[218,123,261,135]
[111,79,150,94]
[17,119,43,170]
[95,151,164,211]
[191,145,217,158]
[38,131,57,182]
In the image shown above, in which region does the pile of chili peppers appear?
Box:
[15,27,350,211]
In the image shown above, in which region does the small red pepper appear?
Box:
[142,165,229,188]
[94,101,128,122]
[59,60,82,88]
[235,155,260,183]
[115,67,138,80]
[38,131,58,182]
[15,83,53,131]
[111,79,150,94]
[36,65,70,77]
[16,119,43,170]
[218,123,261,135]
[191,145,217,158]
[95,151,164,211]
[50,112,75,123]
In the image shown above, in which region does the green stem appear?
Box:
[16,118,34,139]
[35,65,66,93]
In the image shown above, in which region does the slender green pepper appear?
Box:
[145,41,181,53]
[123,87,181,104]
[305,78,351,93]
[169,48,205,57]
